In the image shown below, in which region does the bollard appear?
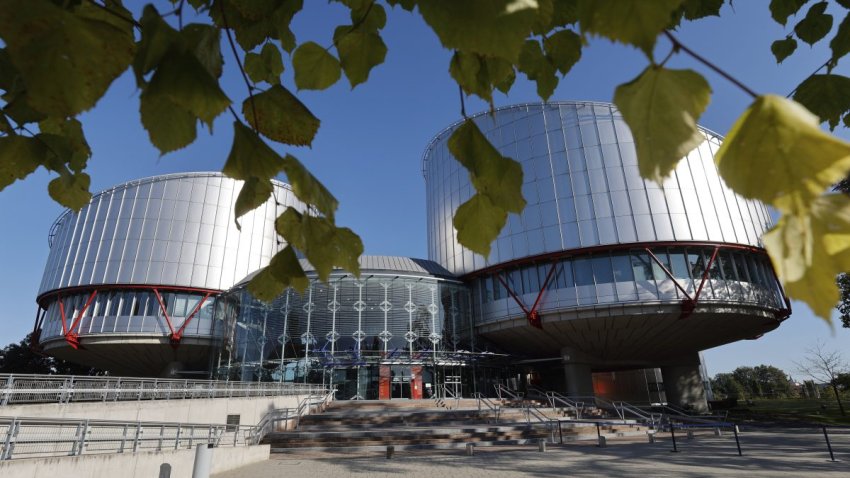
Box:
[686,429,694,440]
[386,445,395,459]
[191,444,213,478]
[647,431,656,444]
[538,439,546,452]
[466,443,475,456]
[714,427,722,437]
[598,435,607,448]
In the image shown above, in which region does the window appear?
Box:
[574,258,594,286]
[611,254,634,282]
[631,252,654,281]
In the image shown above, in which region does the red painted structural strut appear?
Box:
[496,262,557,329]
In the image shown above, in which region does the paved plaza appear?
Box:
[213,429,848,477]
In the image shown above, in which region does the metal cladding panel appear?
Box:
[39,172,303,296]
[422,102,773,276]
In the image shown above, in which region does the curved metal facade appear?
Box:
[213,256,472,399]
[423,102,788,362]
[35,172,302,375]
[423,102,773,275]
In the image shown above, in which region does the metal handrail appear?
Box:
[0,416,255,460]
[494,384,524,401]
[0,374,329,406]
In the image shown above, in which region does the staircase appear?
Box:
[263,399,648,452]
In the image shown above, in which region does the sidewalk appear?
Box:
[213,429,848,477]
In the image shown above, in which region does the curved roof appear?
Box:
[232,255,458,289]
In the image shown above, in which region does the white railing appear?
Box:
[0,416,255,460]
[0,374,328,406]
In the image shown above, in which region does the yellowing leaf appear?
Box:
[335,28,387,88]
[448,119,526,257]
[0,135,47,190]
[48,171,91,211]
[245,42,284,85]
[418,0,540,62]
[292,41,342,90]
[0,0,135,117]
[223,121,285,181]
[275,208,363,282]
[763,194,850,321]
[543,29,582,75]
[576,0,684,58]
[248,245,310,300]
[243,85,320,146]
[715,95,850,211]
[613,66,711,183]
[281,154,338,221]
[793,74,850,130]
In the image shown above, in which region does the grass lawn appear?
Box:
[724,398,850,426]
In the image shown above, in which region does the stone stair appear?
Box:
[263,399,649,453]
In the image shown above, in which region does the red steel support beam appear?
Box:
[496,263,557,329]
[170,292,212,345]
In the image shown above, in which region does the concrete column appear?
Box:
[661,356,708,413]
[561,347,595,397]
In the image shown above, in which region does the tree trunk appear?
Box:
[832,383,846,416]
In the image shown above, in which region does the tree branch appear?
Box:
[218,1,259,132]
[664,30,758,99]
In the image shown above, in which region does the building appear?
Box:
[33,102,790,410]
[422,102,790,409]
[33,172,302,376]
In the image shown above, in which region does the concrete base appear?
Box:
[661,356,709,413]
[0,444,270,478]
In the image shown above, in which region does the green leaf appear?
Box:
[281,154,338,220]
[543,29,582,75]
[795,1,833,46]
[830,13,850,61]
[450,52,491,103]
[275,208,363,282]
[134,5,179,87]
[576,0,684,58]
[763,194,850,321]
[234,177,274,223]
[681,0,724,20]
[247,245,310,300]
[223,121,285,181]
[180,24,225,79]
[448,119,526,257]
[613,66,711,183]
[243,85,320,146]
[292,41,342,90]
[770,0,808,26]
[715,95,850,211]
[454,194,507,257]
[48,171,91,211]
[38,118,90,172]
[418,0,540,62]
[335,28,388,88]
[0,0,135,117]
[0,135,47,191]
[793,74,850,130]
[245,43,284,85]
[139,49,230,154]
[771,37,798,63]
[518,40,559,101]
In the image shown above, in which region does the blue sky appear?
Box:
[1,1,849,377]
